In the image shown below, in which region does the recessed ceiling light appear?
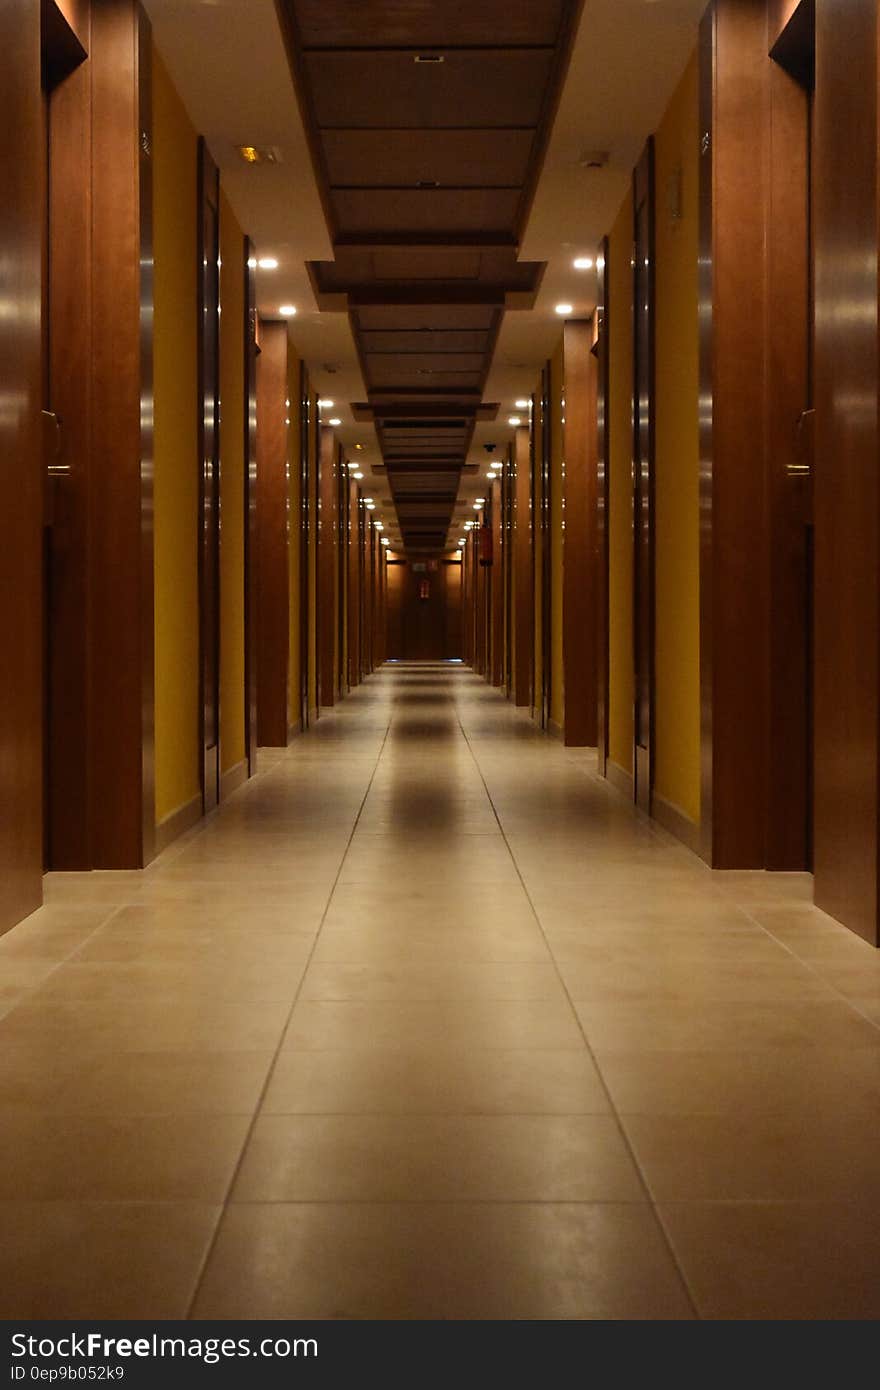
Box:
[363,498,373,504]
[366,503,376,511]
[347,461,358,470]
[475,498,485,505]
[381,538,390,546]
[486,470,498,479]
[573,256,594,270]
[257,257,279,270]
[279,304,297,317]
[355,443,364,450]
[236,145,281,166]
[328,417,342,426]
[508,416,521,426]
[353,471,364,480]
[515,399,529,409]
[317,399,334,409]
[555,303,573,315]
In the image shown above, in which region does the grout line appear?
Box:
[453,681,704,1322]
[184,695,395,1319]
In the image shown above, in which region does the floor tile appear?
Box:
[0,1203,221,1320]
[232,1114,644,1202]
[659,1201,880,1320]
[194,1202,693,1320]
[262,1048,610,1115]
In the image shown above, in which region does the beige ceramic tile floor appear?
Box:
[2,664,880,1319]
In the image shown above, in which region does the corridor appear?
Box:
[1,664,879,1320]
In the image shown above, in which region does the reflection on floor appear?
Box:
[2,663,880,1319]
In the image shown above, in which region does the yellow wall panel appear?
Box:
[152,49,200,825]
[608,189,634,776]
[654,51,701,824]
[219,190,246,777]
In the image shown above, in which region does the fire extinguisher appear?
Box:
[479,515,493,568]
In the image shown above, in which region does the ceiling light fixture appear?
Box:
[573,256,594,270]
[515,399,529,409]
[555,303,573,316]
[347,461,358,470]
[366,503,376,511]
[257,257,279,270]
[353,471,364,480]
[317,399,334,409]
[328,417,342,426]
[508,416,521,426]
[279,304,297,317]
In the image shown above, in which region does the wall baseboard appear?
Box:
[287,718,302,743]
[548,718,564,741]
[651,792,701,854]
[219,760,248,802]
[154,794,202,855]
[605,759,634,800]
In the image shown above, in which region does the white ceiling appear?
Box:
[143,0,705,546]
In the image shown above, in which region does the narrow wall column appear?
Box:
[0,0,42,928]
[813,0,880,942]
[562,318,599,746]
[255,320,290,746]
[699,0,769,866]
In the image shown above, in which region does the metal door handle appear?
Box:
[41,410,70,475]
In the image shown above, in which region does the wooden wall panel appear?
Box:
[385,560,405,659]
[0,0,43,930]
[765,55,812,869]
[490,478,504,686]
[88,0,155,868]
[318,427,338,706]
[562,318,598,746]
[813,0,880,942]
[512,425,533,705]
[596,239,610,773]
[255,320,290,746]
[45,20,91,868]
[244,244,258,769]
[698,0,769,867]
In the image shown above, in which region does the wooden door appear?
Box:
[197,139,221,810]
[633,140,656,812]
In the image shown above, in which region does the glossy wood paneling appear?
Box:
[490,479,504,686]
[539,364,552,729]
[197,139,221,810]
[347,480,361,688]
[88,0,155,868]
[596,239,610,774]
[255,320,290,747]
[698,0,769,868]
[52,0,88,47]
[44,5,91,869]
[318,428,338,707]
[765,55,812,869]
[813,0,879,942]
[244,242,258,772]
[512,425,532,707]
[0,0,43,931]
[562,319,598,747]
[633,142,655,810]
